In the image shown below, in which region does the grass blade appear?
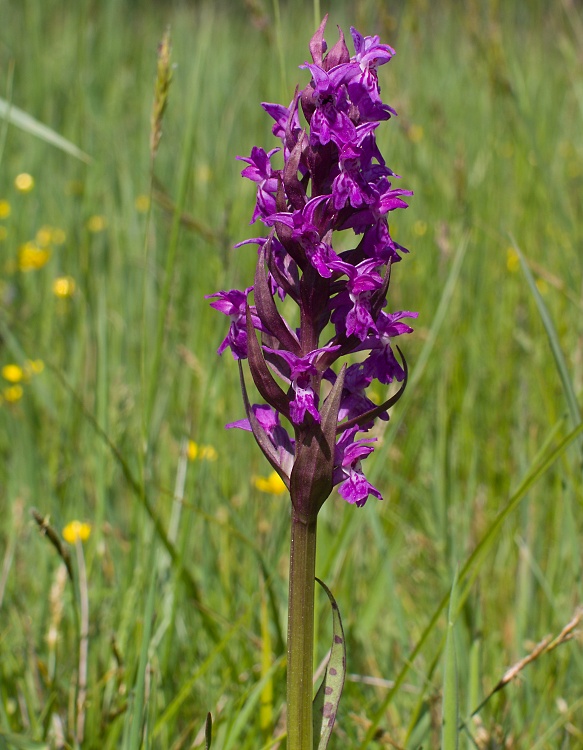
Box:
[369,233,469,480]
[358,418,583,748]
[222,656,284,750]
[0,97,91,163]
[512,238,582,432]
[123,564,157,750]
[0,734,48,750]
[441,570,459,750]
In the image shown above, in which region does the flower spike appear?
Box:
[210,20,416,511]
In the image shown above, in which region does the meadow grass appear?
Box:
[0,1,582,748]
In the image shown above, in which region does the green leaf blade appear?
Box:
[0,97,92,163]
[441,570,459,750]
[313,578,346,750]
[513,238,582,432]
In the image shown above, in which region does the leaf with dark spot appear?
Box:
[313,578,346,749]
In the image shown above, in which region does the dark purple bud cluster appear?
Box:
[208,17,417,519]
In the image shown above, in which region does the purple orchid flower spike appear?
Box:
[208,17,416,748]
[211,15,416,517]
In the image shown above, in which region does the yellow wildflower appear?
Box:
[367,387,381,405]
[62,521,91,544]
[2,364,24,383]
[252,471,287,495]
[25,359,44,376]
[196,164,211,183]
[53,276,76,298]
[51,228,66,245]
[14,173,35,193]
[35,225,66,246]
[135,194,150,213]
[0,200,10,219]
[413,220,427,237]
[65,180,85,197]
[0,226,7,241]
[3,385,23,403]
[407,124,424,143]
[87,215,107,233]
[18,242,50,271]
[200,445,218,461]
[36,226,53,248]
[187,441,218,462]
[506,248,519,273]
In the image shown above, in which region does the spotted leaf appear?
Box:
[313,578,346,749]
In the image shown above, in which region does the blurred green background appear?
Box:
[1,0,582,747]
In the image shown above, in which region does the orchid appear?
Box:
[208,16,416,749]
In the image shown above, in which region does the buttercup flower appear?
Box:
[14,173,34,193]
[26,359,44,375]
[187,441,218,462]
[2,364,24,383]
[87,215,107,233]
[53,276,76,298]
[36,226,53,248]
[0,200,11,219]
[36,225,66,248]
[18,242,50,271]
[135,194,151,213]
[62,521,91,544]
[252,470,288,495]
[507,248,520,273]
[2,385,23,403]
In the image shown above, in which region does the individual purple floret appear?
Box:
[209,16,416,517]
[227,404,295,479]
[236,146,280,224]
[333,426,382,507]
[206,288,253,359]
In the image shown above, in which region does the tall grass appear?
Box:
[0,1,582,747]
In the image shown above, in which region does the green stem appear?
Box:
[74,539,89,746]
[287,509,317,750]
